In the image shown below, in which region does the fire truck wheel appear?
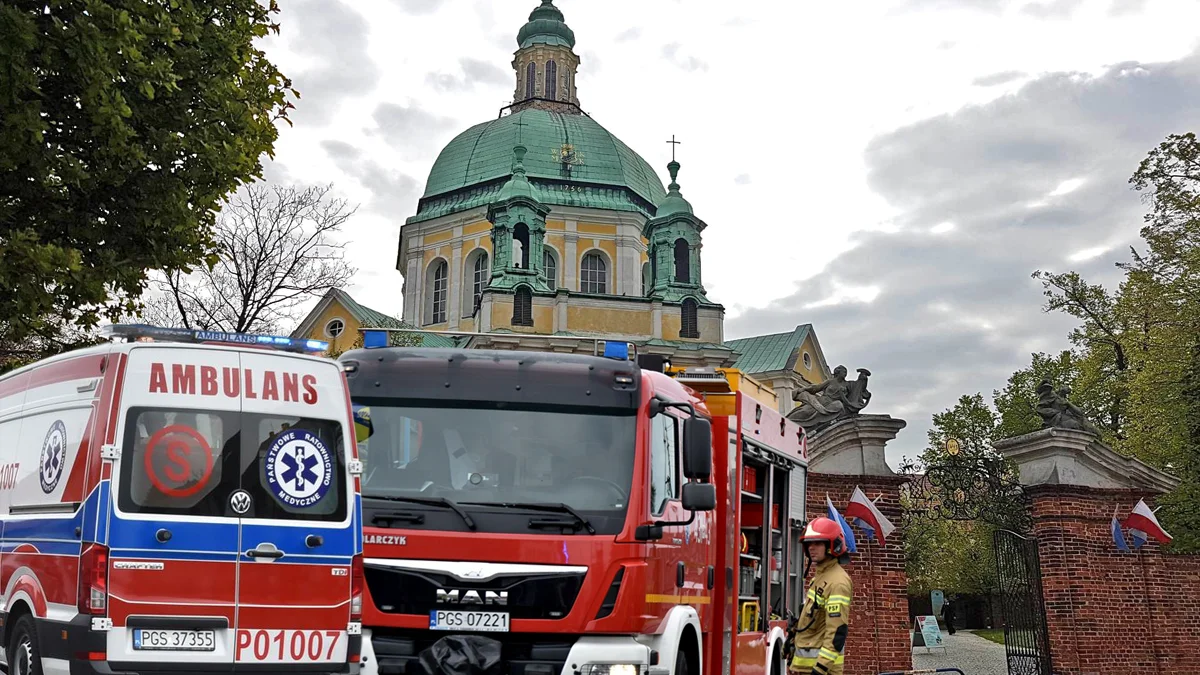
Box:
[7,614,43,675]
[674,647,689,675]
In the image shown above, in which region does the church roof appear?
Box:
[410,108,667,224]
[517,0,575,49]
[291,288,460,348]
[725,325,813,374]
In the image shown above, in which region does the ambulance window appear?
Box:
[244,414,347,522]
[649,414,680,515]
[119,408,235,515]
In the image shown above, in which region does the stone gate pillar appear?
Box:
[994,428,1182,675]
[806,414,910,675]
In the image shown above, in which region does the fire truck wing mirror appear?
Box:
[681,482,716,512]
[682,416,712,482]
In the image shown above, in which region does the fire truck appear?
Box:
[342,333,809,675]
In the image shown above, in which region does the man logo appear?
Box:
[229,490,252,515]
[435,589,508,606]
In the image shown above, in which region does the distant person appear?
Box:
[942,597,956,635]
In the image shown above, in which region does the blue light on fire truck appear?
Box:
[100,324,329,353]
[363,330,388,348]
[601,341,630,360]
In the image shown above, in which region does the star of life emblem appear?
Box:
[39,420,67,494]
[264,429,333,508]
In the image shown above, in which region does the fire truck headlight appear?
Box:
[582,665,642,675]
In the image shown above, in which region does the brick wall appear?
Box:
[1028,485,1200,675]
[806,473,911,675]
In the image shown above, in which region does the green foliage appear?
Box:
[992,132,1200,552]
[0,0,296,361]
[904,394,1004,595]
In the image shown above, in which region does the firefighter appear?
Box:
[789,517,853,675]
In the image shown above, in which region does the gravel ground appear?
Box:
[910,631,1008,675]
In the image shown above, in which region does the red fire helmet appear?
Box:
[802,516,847,558]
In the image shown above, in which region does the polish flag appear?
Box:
[1124,499,1172,545]
[844,486,896,547]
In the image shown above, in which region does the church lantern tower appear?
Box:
[511,0,581,114]
[645,159,711,303]
[486,145,553,294]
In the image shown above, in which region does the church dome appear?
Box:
[410,108,667,224]
[516,0,576,49]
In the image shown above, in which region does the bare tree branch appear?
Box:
[137,182,358,334]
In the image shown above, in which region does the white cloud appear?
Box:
[258,0,1200,465]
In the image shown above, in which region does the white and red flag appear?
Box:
[843,486,896,547]
[1124,498,1172,547]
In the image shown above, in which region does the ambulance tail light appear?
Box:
[78,543,109,614]
[350,554,364,620]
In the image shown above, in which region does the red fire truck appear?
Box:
[342,334,809,675]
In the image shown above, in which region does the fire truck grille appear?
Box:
[369,630,575,675]
[365,565,586,620]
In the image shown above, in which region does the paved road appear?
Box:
[910,631,1008,675]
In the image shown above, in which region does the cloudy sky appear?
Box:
[259,0,1200,465]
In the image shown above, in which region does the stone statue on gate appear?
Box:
[786,365,872,432]
[1035,379,1102,437]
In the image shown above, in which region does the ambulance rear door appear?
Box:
[107,345,244,668]
[231,349,356,669]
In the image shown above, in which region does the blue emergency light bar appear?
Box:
[100,323,329,354]
[356,327,637,362]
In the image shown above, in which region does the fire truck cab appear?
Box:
[0,324,364,675]
[343,335,808,675]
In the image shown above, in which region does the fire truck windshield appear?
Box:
[354,400,636,533]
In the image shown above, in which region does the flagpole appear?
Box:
[1135,529,1163,669]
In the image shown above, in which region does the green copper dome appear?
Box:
[517,0,575,49]
[410,108,667,224]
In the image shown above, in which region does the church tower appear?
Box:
[645,159,712,338]
[511,0,581,114]
[486,145,553,301]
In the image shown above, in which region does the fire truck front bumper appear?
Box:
[360,628,656,675]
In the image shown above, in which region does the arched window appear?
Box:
[513,286,534,327]
[426,259,448,325]
[525,62,536,99]
[545,60,558,100]
[471,252,489,314]
[674,238,690,284]
[580,252,607,294]
[642,262,652,295]
[543,248,558,290]
[513,223,530,269]
[680,298,699,339]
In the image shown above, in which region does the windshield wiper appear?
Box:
[364,495,477,530]
[466,502,595,535]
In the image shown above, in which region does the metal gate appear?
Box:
[993,529,1053,675]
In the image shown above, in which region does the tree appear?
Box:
[140,184,356,334]
[1011,133,1200,551]
[1,0,296,356]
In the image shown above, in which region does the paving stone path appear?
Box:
[909,631,1008,675]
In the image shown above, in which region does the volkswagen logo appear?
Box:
[229,490,252,515]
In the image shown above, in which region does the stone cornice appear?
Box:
[993,427,1180,494]
[806,414,908,477]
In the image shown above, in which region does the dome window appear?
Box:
[545,60,557,100]
[580,252,607,294]
[324,318,345,338]
[513,286,534,327]
[525,62,536,99]
[680,298,699,339]
[674,238,690,283]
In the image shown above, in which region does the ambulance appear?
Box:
[0,324,364,675]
